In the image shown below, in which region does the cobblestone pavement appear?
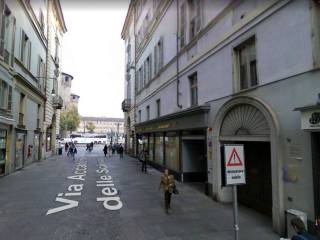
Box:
[0,145,279,240]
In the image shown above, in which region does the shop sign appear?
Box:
[301,110,320,130]
[222,144,246,186]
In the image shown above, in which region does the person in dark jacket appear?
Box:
[118,144,124,159]
[103,144,108,157]
[65,142,69,152]
[291,217,317,240]
[140,150,148,173]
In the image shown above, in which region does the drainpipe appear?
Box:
[176,0,182,109]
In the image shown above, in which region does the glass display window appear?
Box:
[149,134,154,162]
[165,132,180,171]
[155,133,164,165]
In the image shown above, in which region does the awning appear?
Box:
[135,105,210,134]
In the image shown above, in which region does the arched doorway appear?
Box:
[221,104,272,215]
[212,96,283,232]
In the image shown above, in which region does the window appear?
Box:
[0,4,16,66]
[180,3,186,48]
[146,106,150,120]
[138,110,141,122]
[19,93,25,126]
[235,37,258,90]
[37,104,41,129]
[55,36,60,64]
[156,99,160,118]
[39,10,45,32]
[38,56,45,91]
[189,72,198,106]
[143,60,147,86]
[145,55,152,83]
[188,0,201,40]
[154,37,164,75]
[138,67,143,90]
[20,30,31,69]
[0,80,11,111]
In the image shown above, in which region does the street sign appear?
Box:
[224,144,246,186]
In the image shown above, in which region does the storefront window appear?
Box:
[149,134,154,161]
[155,133,164,165]
[165,132,180,171]
[0,129,6,175]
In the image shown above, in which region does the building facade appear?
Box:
[0,0,66,176]
[122,0,320,234]
[78,117,124,136]
[43,0,66,157]
[121,2,136,156]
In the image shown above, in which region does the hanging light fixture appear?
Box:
[51,88,56,96]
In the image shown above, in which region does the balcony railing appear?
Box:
[53,95,63,109]
[122,99,131,112]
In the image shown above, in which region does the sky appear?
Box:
[61,1,130,118]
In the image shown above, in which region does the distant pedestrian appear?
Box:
[140,150,148,173]
[108,144,112,157]
[159,169,176,214]
[103,144,108,157]
[118,144,124,159]
[65,142,69,152]
[68,142,77,160]
[112,145,115,155]
[291,217,317,240]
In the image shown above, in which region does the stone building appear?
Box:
[122,0,320,234]
[78,117,124,136]
[43,0,67,158]
[0,0,66,176]
[121,1,136,156]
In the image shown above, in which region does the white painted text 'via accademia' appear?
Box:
[46,160,87,215]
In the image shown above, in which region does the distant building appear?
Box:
[78,117,124,136]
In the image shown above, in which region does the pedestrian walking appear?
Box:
[159,169,176,214]
[103,144,108,157]
[65,142,69,153]
[118,144,124,159]
[140,149,148,173]
[68,142,77,160]
[291,217,317,240]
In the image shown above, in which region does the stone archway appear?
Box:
[212,96,283,233]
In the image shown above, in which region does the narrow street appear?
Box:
[0,146,278,240]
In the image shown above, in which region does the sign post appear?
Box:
[222,144,246,240]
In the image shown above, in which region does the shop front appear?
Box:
[295,105,320,228]
[135,105,210,182]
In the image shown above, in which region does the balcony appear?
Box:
[122,99,131,112]
[52,95,63,109]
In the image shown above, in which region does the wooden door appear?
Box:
[238,141,272,216]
